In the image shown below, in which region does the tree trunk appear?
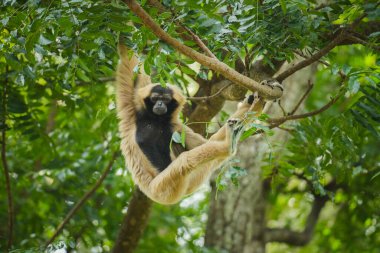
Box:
[205,63,317,253]
[112,188,152,253]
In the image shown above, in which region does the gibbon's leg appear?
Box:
[210,94,265,142]
[148,122,239,203]
[116,45,152,134]
[183,97,265,195]
[182,95,265,150]
[183,126,208,149]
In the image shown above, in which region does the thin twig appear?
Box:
[1,65,14,250]
[45,151,119,247]
[76,76,115,86]
[346,34,380,52]
[277,126,294,132]
[294,51,330,67]
[277,100,287,116]
[187,84,231,101]
[276,32,346,82]
[290,81,314,115]
[181,26,217,59]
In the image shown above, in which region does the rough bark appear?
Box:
[112,188,152,253]
[205,62,318,253]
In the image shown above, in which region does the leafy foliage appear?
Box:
[0,0,379,252]
[265,45,380,252]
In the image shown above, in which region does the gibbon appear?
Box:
[116,45,266,204]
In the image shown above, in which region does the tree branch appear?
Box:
[346,34,380,52]
[268,90,343,125]
[1,65,14,251]
[276,32,346,82]
[45,151,118,247]
[265,195,328,246]
[112,187,152,253]
[124,0,283,99]
[187,83,231,101]
[181,25,217,59]
[289,81,314,115]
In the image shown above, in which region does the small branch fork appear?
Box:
[268,90,343,126]
[265,195,328,245]
[45,151,119,248]
[265,179,338,245]
[1,65,14,250]
[123,0,283,100]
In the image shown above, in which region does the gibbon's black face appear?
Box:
[146,85,177,116]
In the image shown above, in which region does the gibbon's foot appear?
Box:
[247,94,255,105]
[246,92,260,105]
[260,79,284,91]
[227,118,243,134]
[227,118,244,154]
[227,118,241,128]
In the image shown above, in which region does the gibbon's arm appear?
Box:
[181,96,264,150]
[183,96,265,195]
[116,45,152,124]
[209,94,265,142]
[148,96,265,204]
[183,126,207,149]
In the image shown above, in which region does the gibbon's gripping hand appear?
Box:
[260,80,284,102]
[260,79,284,91]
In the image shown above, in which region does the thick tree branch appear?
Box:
[112,188,152,253]
[187,59,284,134]
[146,0,244,73]
[124,0,283,99]
[1,65,14,251]
[275,32,346,82]
[265,196,328,246]
[45,151,118,247]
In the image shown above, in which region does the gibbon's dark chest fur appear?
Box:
[135,111,174,172]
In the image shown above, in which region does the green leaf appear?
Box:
[351,109,379,137]
[1,17,9,26]
[199,19,217,28]
[180,66,196,76]
[76,69,91,82]
[279,0,287,14]
[172,131,182,144]
[180,127,186,148]
[240,127,256,141]
[348,78,360,94]
[25,33,39,52]
[342,65,352,75]
[357,102,380,122]
[371,170,380,181]
[39,35,52,45]
[144,59,151,75]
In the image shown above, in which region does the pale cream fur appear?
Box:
[116,45,264,204]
